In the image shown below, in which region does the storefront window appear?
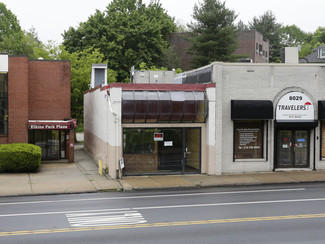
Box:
[123,129,155,154]
[234,120,264,159]
[123,128,201,175]
[0,73,8,135]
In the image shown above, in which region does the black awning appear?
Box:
[231,100,273,120]
[275,120,319,129]
[318,101,325,120]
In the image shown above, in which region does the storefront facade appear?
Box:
[0,54,75,162]
[84,62,325,179]
[212,62,325,175]
[84,84,215,179]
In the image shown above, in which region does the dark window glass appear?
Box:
[183,100,196,122]
[194,92,205,123]
[183,92,196,122]
[123,128,155,154]
[122,91,135,123]
[146,92,159,123]
[134,92,147,123]
[121,91,208,124]
[158,92,171,122]
[0,73,8,135]
[170,101,183,122]
[170,92,184,122]
[234,120,264,159]
[94,68,105,87]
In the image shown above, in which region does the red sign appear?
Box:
[154,133,163,141]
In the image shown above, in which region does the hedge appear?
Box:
[0,143,41,173]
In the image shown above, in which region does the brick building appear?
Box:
[233,30,269,63]
[0,54,75,162]
[169,30,269,71]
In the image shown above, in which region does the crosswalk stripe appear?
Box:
[66,210,147,227]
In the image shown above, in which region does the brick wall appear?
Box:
[8,56,29,143]
[66,130,75,163]
[28,60,71,120]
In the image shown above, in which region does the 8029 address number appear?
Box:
[289,96,302,101]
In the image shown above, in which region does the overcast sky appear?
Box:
[1,0,324,43]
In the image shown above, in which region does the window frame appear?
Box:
[320,48,325,58]
[0,73,8,135]
[233,120,267,161]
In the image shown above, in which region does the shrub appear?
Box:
[0,143,41,173]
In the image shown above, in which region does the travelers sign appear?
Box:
[276,92,314,121]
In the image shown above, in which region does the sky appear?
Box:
[1,0,324,43]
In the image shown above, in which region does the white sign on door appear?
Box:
[276,92,314,120]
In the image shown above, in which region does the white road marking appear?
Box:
[0,188,306,206]
[134,197,325,210]
[0,208,131,218]
[66,210,147,227]
[2,196,325,218]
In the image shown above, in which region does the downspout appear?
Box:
[107,88,120,178]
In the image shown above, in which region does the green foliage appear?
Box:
[159,45,181,70]
[279,25,310,47]
[62,0,176,82]
[298,42,314,59]
[236,20,249,31]
[0,4,48,58]
[138,62,182,73]
[0,3,25,54]
[311,27,325,45]
[59,46,117,123]
[249,10,282,62]
[187,0,238,68]
[0,143,41,173]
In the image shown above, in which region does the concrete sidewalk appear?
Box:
[0,145,122,197]
[2,145,325,197]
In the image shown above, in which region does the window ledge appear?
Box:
[234,158,267,162]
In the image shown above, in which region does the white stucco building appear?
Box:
[84,62,325,179]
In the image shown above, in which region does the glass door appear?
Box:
[184,128,200,173]
[277,130,309,168]
[157,128,201,173]
[29,130,60,160]
[47,130,60,159]
[158,128,183,171]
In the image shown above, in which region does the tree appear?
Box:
[187,0,238,68]
[279,25,310,47]
[0,3,51,58]
[236,20,249,31]
[159,45,180,70]
[311,27,325,45]
[0,3,22,41]
[62,0,176,82]
[249,10,282,62]
[58,47,117,123]
[0,3,26,54]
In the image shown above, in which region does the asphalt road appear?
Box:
[1,183,325,243]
